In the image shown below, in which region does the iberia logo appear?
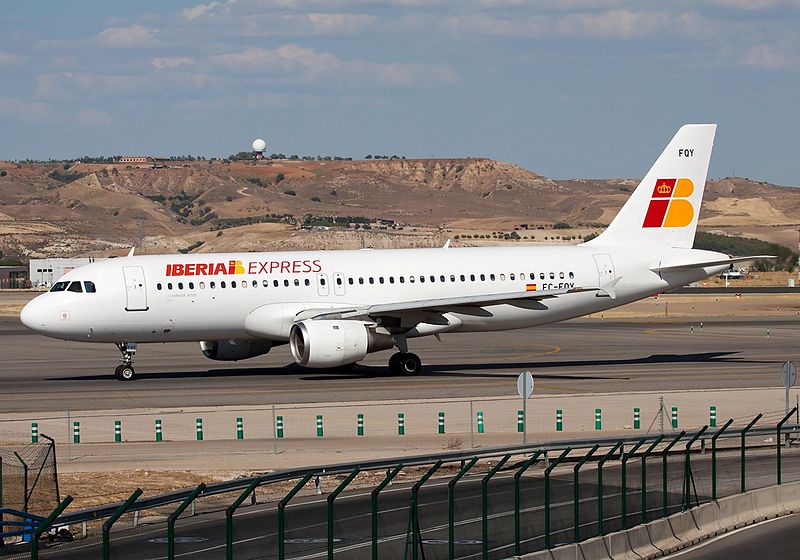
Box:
[642,178,695,228]
[167,260,245,276]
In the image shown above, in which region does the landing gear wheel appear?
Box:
[115,364,136,381]
[388,352,422,376]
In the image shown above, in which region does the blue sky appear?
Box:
[1,1,799,185]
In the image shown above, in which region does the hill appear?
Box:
[0,158,797,258]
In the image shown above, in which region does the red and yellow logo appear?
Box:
[642,178,694,228]
[167,259,245,276]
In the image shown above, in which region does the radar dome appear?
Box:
[252,139,266,152]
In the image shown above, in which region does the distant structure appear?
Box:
[29,258,99,288]
[252,138,267,160]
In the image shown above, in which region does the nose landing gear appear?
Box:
[114,342,137,381]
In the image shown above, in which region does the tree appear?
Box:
[275,173,285,184]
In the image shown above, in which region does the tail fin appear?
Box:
[586,124,716,249]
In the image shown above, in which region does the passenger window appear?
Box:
[409,276,415,283]
[359,278,364,285]
[369,277,374,284]
[336,277,342,285]
[540,273,545,280]
[510,273,515,280]
[460,274,465,281]
[450,275,456,282]
[480,274,485,281]
[379,277,385,284]
[440,275,445,282]
[320,278,326,286]
[241,281,246,288]
[470,274,475,281]
[252,280,258,287]
[284,279,289,287]
[157,283,163,291]
[348,278,354,285]
[419,276,425,283]
[530,273,535,280]
[490,274,496,281]
[399,276,405,283]
[389,277,395,284]
[231,281,236,288]
[188,282,194,290]
[84,281,97,293]
[294,279,300,287]
[178,282,184,290]
[559,272,565,279]
[67,281,83,293]
[500,274,506,281]
[50,281,69,292]
[262,280,268,287]
[550,272,555,280]
[569,272,574,279]
[273,280,279,287]
[168,283,173,290]
[210,281,216,289]
[221,281,226,288]
[305,279,311,286]
[199,282,206,289]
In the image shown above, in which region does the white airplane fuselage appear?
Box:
[20,244,727,344]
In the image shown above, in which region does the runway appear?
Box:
[0,315,798,413]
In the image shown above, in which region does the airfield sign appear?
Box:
[782,361,797,416]
[517,370,534,445]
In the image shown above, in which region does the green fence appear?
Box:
[12,410,800,559]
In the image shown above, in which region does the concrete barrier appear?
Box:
[513,480,800,560]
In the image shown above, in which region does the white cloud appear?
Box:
[182,0,236,20]
[0,97,50,122]
[95,25,160,48]
[152,56,195,70]
[740,44,791,69]
[74,109,115,127]
[210,43,457,87]
[0,51,23,65]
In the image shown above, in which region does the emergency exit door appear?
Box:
[123,266,148,311]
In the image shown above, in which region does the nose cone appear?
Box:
[20,297,47,332]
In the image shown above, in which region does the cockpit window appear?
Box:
[50,281,69,292]
[67,281,83,293]
[84,281,97,293]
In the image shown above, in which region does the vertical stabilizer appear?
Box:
[585,124,716,248]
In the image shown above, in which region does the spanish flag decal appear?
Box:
[642,178,695,228]
[526,284,537,292]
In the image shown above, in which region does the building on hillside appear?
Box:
[0,266,28,289]
[29,258,100,288]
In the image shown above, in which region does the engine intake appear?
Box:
[290,320,393,368]
[200,339,272,361]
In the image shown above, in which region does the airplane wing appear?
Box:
[295,286,598,322]
[651,255,775,273]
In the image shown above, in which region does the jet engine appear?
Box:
[200,339,272,361]
[289,320,394,368]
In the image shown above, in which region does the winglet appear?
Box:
[127,246,136,257]
[443,239,451,249]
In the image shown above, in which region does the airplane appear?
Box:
[20,124,772,380]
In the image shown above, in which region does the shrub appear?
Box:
[275,173,285,184]
[284,189,296,196]
[553,222,571,229]
[310,196,321,202]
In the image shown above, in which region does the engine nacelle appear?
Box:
[200,339,272,361]
[289,320,394,368]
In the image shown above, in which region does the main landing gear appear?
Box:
[388,352,422,376]
[114,342,137,381]
[387,337,422,375]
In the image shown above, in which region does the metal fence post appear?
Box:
[641,435,665,523]
[545,448,572,549]
[449,457,478,560]
[226,478,261,560]
[661,431,685,518]
[621,438,646,529]
[597,442,623,536]
[29,496,73,560]
[741,413,763,493]
[372,464,402,560]
[327,468,360,560]
[167,483,206,560]
[279,473,313,560]
[410,460,442,560]
[711,419,733,501]
[514,450,544,556]
[13,452,28,513]
[482,454,510,560]
[682,427,708,511]
[777,407,797,484]
[573,445,600,542]
[102,488,142,560]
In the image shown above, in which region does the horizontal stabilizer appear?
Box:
[651,255,775,273]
